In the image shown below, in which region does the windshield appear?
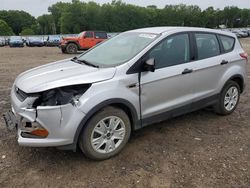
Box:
[78,32,84,38]
[77,32,159,67]
[30,37,42,41]
[50,36,60,40]
[10,36,22,41]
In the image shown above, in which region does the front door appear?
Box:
[140,33,196,124]
[80,31,95,49]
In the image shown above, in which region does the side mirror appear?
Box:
[144,58,155,72]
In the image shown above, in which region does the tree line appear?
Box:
[1,0,250,36]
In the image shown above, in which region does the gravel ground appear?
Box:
[0,40,249,188]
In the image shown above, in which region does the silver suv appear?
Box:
[3,27,248,160]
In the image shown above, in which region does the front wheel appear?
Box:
[66,43,78,54]
[214,81,240,115]
[79,107,131,160]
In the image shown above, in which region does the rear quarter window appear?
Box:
[95,32,107,39]
[219,35,235,53]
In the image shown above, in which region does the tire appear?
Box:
[214,80,240,115]
[66,43,78,54]
[79,106,131,160]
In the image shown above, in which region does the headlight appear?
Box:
[32,84,91,107]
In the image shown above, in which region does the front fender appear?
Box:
[71,80,140,147]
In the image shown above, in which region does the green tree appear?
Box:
[37,14,56,34]
[0,19,14,36]
[223,6,241,27]
[48,2,70,33]
[202,7,218,28]
[20,28,35,35]
[2,1,250,35]
[60,0,87,33]
[240,9,250,27]
[0,10,36,35]
[46,1,250,33]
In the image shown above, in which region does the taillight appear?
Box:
[240,52,248,61]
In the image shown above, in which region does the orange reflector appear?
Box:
[30,129,49,137]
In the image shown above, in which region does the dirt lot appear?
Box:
[0,40,249,188]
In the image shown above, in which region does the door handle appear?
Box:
[128,83,137,88]
[182,68,193,75]
[221,60,229,65]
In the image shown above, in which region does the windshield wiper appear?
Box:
[71,57,99,68]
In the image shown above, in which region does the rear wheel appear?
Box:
[66,43,78,54]
[214,81,240,115]
[79,107,131,160]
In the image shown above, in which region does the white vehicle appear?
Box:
[4,27,248,160]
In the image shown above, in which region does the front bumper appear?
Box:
[9,43,24,47]
[47,42,60,46]
[3,86,86,148]
[29,43,44,47]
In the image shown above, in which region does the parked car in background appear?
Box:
[46,35,61,47]
[26,37,44,47]
[241,29,250,37]
[0,37,6,47]
[3,27,247,160]
[60,31,108,54]
[232,30,248,38]
[239,31,248,38]
[9,36,24,47]
[21,37,26,44]
[5,37,10,45]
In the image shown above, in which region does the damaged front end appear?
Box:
[3,84,90,146]
[32,84,91,107]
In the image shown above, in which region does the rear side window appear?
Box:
[95,32,107,39]
[195,33,220,60]
[219,35,235,52]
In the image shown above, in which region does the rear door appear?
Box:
[191,32,229,102]
[140,33,197,122]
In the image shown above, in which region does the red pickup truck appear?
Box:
[60,31,108,54]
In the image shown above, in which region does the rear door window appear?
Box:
[85,32,93,38]
[195,33,220,60]
[219,35,235,53]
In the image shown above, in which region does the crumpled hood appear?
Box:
[15,59,116,93]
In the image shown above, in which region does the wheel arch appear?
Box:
[66,41,80,50]
[72,98,140,149]
[228,74,245,93]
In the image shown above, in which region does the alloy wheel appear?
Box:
[91,116,126,154]
[224,86,239,111]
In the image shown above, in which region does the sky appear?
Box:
[1,0,250,17]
